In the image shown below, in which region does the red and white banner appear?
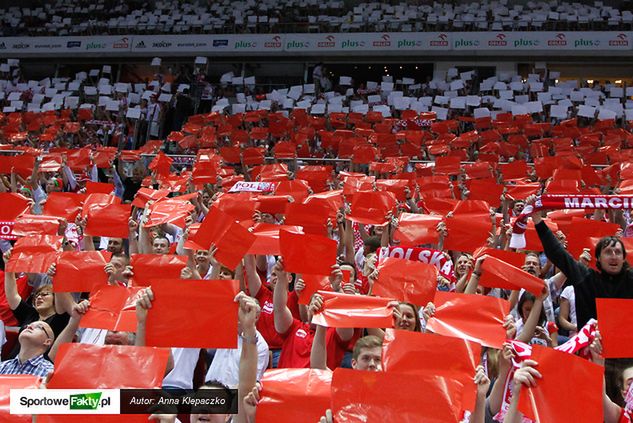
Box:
[536,194,633,210]
[229,181,276,193]
[378,246,454,281]
[0,221,15,240]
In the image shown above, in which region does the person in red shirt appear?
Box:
[272,258,354,369]
[244,254,299,368]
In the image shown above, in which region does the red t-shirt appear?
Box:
[277,320,353,369]
[0,272,32,326]
[254,287,301,349]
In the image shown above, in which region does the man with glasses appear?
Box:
[0,321,54,377]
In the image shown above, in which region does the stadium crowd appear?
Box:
[2,0,633,36]
[0,56,632,422]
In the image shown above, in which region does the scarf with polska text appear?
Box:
[493,319,597,422]
[510,195,633,249]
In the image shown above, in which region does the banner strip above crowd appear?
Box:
[0,32,632,57]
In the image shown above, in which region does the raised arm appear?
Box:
[532,211,588,284]
[49,300,89,362]
[272,259,293,335]
[234,292,260,423]
[3,250,20,310]
[244,254,263,297]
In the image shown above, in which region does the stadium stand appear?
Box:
[2,0,633,36]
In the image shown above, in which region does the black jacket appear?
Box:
[536,221,633,328]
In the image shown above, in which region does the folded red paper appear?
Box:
[129,254,188,287]
[6,235,63,274]
[311,290,394,328]
[42,192,86,221]
[0,193,31,221]
[332,367,464,423]
[346,191,397,225]
[85,181,114,195]
[517,345,603,423]
[596,298,633,358]
[257,369,332,423]
[479,256,545,296]
[382,329,481,411]
[79,285,142,332]
[85,203,132,239]
[48,343,169,389]
[374,257,438,305]
[279,230,337,275]
[0,375,41,423]
[52,251,112,292]
[393,213,442,245]
[145,279,240,348]
[248,223,303,256]
[12,214,60,237]
[426,291,510,349]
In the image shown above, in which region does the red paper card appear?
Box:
[332,368,464,423]
[479,256,545,296]
[12,214,60,237]
[517,345,603,423]
[311,291,394,328]
[393,213,442,245]
[145,279,239,348]
[131,188,171,209]
[52,251,112,292]
[374,257,438,305]
[6,235,62,274]
[382,329,481,411]
[42,192,86,221]
[473,247,526,269]
[346,191,397,225]
[426,291,510,349]
[0,375,40,423]
[444,215,491,253]
[48,343,169,389]
[85,203,132,238]
[130,254,188,287]
[279,230,337,275]
[596,298,633,358]
[79,285,142,332]
[85,181,114,195]
[144,198,195,228]
[248,223,303,256]
[0,193,31,221]
[257,369,332,423]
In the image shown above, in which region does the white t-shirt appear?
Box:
[163,348,201,389]
[79,328,107,345]
[205,330,269,388]
[560,285,577,328]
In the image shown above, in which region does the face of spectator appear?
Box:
[523,255,541,277]
[20,321,54,349]
[598,241,625,275]
[195,250,210,266]
[46,178,61,193]
[455,255,471,277]
[396,304,417,331]
[132,167,144,182]
[33,287,54,315]
[201,192,211,206]
[107,238,124,254]
[218,266,234,280]
[109,256,128,281]
[513,201,525,214]
[352,347,382,371]
[152,238,169,255]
